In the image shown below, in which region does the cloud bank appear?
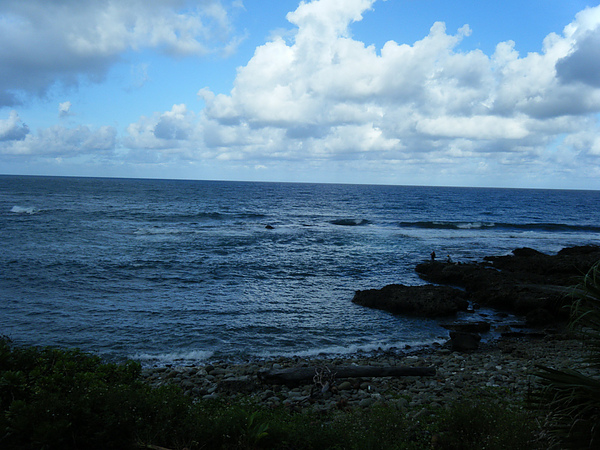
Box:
[2,0,600,187]
[0,0,239,106]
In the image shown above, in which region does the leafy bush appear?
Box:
[434,395,543,450]
[530,261,600,448]
[0,336,545,450]
[0,338,198,449]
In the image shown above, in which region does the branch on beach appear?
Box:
[258,365,436,385]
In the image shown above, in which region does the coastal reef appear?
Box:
[353,245,600,327]
[352,284,469,317]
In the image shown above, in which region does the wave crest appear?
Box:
[132,350,214,366]
[330,218,370,226]
[10,205,40,215]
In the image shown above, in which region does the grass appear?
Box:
[0,336,548,450]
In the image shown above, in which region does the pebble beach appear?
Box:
[141,332,590,415]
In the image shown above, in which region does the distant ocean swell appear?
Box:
[9,204,266,221]
[11,205,595,235]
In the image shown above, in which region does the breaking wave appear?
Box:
[330,218,371,226]
[251,339,446,360]
[132,350,214,366]
[10,205,40,215]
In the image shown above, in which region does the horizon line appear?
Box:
[1,172,598,192]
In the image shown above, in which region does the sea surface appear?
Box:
[1,175,600,366]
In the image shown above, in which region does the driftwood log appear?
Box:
[259,366,436,385]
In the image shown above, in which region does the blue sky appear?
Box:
[1,0,600,189]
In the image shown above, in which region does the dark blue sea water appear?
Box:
[1,175,599,365]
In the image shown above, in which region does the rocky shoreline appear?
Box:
[353,245,600,350]
[140,333,589,415]
[354,245,600,326]
[141,245,598,414]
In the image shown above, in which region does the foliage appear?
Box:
[0,338,199,450]
[0,336,546,450]
[529,261,600,448]
[570,260,600,368]
[433,395,543,450]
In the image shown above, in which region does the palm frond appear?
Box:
[570,261,600,368]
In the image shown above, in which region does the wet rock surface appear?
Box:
[141,334,589,414]
[351,246,600,324]
[352,284,469,317]
[415,245,600,324]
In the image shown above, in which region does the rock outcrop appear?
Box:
[352,245,600,328]
[415,245,600,325]
[352,284,469,317]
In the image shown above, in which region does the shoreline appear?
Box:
[141,331,590,414]
[140,245,600,413]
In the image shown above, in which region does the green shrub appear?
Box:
[0,336,546,450]
[529,261,600,448]
[0,338,148,449]
[434,396,543,449]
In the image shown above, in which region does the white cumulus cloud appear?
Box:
[4,0,600,187]
[0,0,240,106]
[175,0,600,185]
[0,122,116,157]
[0,111,29,141]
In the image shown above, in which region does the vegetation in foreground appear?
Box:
[0,335,545,450]
[529,261,600,449]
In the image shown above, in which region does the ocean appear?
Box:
[1,175,599,366]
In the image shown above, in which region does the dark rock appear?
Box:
[415,245,600,322]
[352,284,468,317]
[511,247,546,257]
[500,331,546,339]
[525,308,556,327]
[217,376,260,394]
[558,245,600,256]
[440,321,491,333]
[448,331,481,352]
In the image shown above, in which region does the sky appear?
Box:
[1,0,600,189]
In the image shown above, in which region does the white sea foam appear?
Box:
[252,339,446,360]
[10,205,40,215]
[132,350,214,365]
[456,222,482,229]
[456,222,495,229]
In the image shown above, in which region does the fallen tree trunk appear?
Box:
[259,366,435,384]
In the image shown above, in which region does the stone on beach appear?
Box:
[448,331,482,351]
[440,321,491,333]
